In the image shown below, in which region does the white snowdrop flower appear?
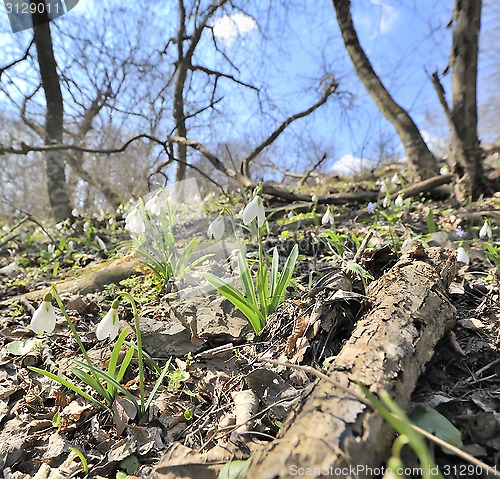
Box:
[311,195,318,203]
[96,301,120,341]
[457,247,469,265]
[68,241,74,250]
[125,207,146,235]
[71,208,79,217]
[145,191,166,216]
[394,195,404,208]
[440,166,449,175]
[31,293,57,334]
[288,211,294,220]
[479,220,492,239]
[401,237,412,250]
[95,236,107,251]
[322,208,335,225]
[380,182,388,193]
[83,221,92,232]
[383,197,390,208]
[242,196,266,227]
[47,244,56,254]
[207,215,225,240]
[391,174,399,185]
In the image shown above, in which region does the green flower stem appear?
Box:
[51,285,93,367]
[119,291,145,416]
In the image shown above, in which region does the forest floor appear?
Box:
[0,169,499,479]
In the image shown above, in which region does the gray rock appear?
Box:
[139,293,250,357]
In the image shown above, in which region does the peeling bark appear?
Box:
[246,246,457,479]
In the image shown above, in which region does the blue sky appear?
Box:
[0,0,496,178]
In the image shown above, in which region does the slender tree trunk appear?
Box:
[31,0,72,221]
[332,0,438,180]
[174,0,188,182]
[449,0,485,203]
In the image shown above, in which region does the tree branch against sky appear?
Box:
[0,0,497,217]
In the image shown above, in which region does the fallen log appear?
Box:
[246,245,457,479]
[1,255,139,304]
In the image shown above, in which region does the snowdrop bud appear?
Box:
[322,208,334,225]
[207,215,225,240]
[456,247,469,264]
[440,166,449,175]
[95,236,107,251]
[125,207,146,235]
[391,174,399,185]
[242,196,266,226]
[288,211,294,220]
[31,292,57,334]
[380,182,388,193]
[394,195,404,208]
[311,195,318,203]
[479,220,492,239]
[145,192,166,216]
[96,299,120,341]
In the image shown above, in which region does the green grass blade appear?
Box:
[256,249,269,318]
[116,345,135,384]
[269,247,279,300]
[237,251,257,306]
[145,357,172,411]
[203,272,264,333]
[269,244,298,312]
[108,328,130,384]
[71,367,112,405]
[29,367,108,411]
[123,341,160,374]
[73,361,140,413]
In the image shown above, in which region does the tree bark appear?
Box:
[31,0,72,222]
[173,0,189,182]
[332,0,438,180]
[246,246,457,479]
[449,0,485,203]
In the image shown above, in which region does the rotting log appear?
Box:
[246,245,457,479]
[1,255,139,304]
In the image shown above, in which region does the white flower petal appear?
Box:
[242,197,259,225]
[31,301,56,334]
[457,247,469,265]
[96,308,119,341]
[125,208,146,235]
[479,221,492,239]
[395,195,404,208]
[208,216,225,240]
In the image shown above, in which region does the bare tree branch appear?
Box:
[240,81,339,177]
[0,40,34,80]
[190,64,259,91]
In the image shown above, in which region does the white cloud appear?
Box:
[357,1,402,37]
[213,13,258,47]
[378,4,401,34]
[331,154,376,176]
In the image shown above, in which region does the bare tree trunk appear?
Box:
[449,0,485,203]
[332,0,438,180]
[173,0,189,182]
[31,0,72,221]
